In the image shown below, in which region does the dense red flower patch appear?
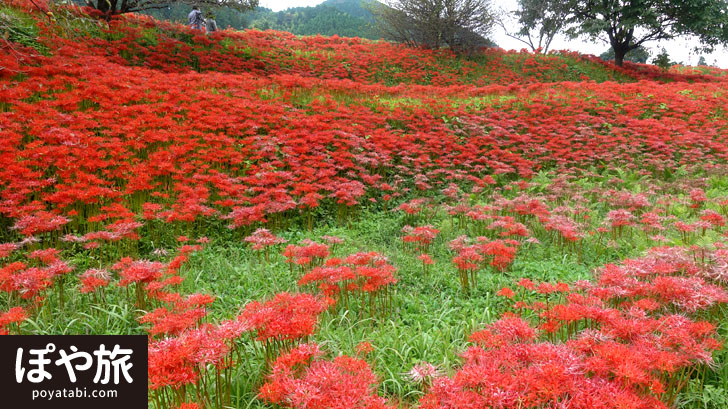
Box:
[3,1,728,246]
[2,2,728,409]
[260,343,392,409]
[422,246,726,409]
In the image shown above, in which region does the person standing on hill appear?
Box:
[188,6,204,30]
[205,13,218,34]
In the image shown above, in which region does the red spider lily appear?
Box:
[476,238,520,271]
[544,215,583,246]
[78,269,111,294]
[355,341,374,357]
[239,292,329,359]
[486,217,530,238]
[299,252,396,317]
[11,211,70,236]
[115,259,165,286]
[27,248,60,264]
[442,183,461,200]
[700,209,725,227]
[113,258,164,307]
[397,198,430,216]
[469,314,538,347]
[419,254,434,265]
[500,195,551,220]
[608,190,651,211]
[0,243,17,258]
[260,343,392,409]
[148,336,200,391]
[605,209,636,238]
[420,341,671,409]
[140,293,215,337]
[225,205,267,229]
[0,306,27,335]
[497,287,515,299]
[245,228,287,249]
[451,237,519,294]
[689,189,707,209]
[245,228,287,261]
[148,319,250,407]
[419,253,434,276]
[402,224,440,253]
[283,239,330,272]
[640,212,665,232]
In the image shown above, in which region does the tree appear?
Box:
[143,3,250,30]
[599,45,650,64]
[498,0,569,53]
[697,55,707,66]
[370,0,495,54]
[86,0,257,19]
[565,0,728,66]
[652,47,674,71]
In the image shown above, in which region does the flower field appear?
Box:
[3,1,728,408]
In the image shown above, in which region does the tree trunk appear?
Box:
[96,0,109,13]
[612,43,628,67]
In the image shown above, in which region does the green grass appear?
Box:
[0,5,47,54]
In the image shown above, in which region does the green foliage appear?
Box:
[250,4,376,38]
[600,45,650,64]
[143,0,379,39]
[370,0,496,54]
[0,6,46,53]
[653,48,674,71]
[85,0,257,17]
[501,0,569,53]
[565,0,728,66]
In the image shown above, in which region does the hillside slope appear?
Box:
[3,3,728,409]
[3,0,728,228]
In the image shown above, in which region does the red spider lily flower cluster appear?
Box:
[260,343,393,409]
[283,240,330,272]
[78,268,111,294]
[240,292,329,344]
[245,228,287,249]
[148,319,250,401]
[0,248,72,301]
[422,246,726,409]
[299,252,397,317]
[4,2,728,249]
[0,306,27,335]
[450,236,520,294]
[140,293,216,337]
[402,225,440,253]
[398,199,432,217]
[244,228,287,260]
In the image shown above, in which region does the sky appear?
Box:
[259,0,728,68]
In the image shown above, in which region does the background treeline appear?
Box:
[143,0,380,39]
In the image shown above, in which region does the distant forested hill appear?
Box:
[142,0,379,39]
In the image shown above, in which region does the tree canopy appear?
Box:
[499,0,570,53]
[565,0,728,66]
[599,45,650,64]
[142,0,378,38]
[371,0,495,54]
[86,0,257,17]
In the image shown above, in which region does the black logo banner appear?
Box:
[0,335,148,409]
